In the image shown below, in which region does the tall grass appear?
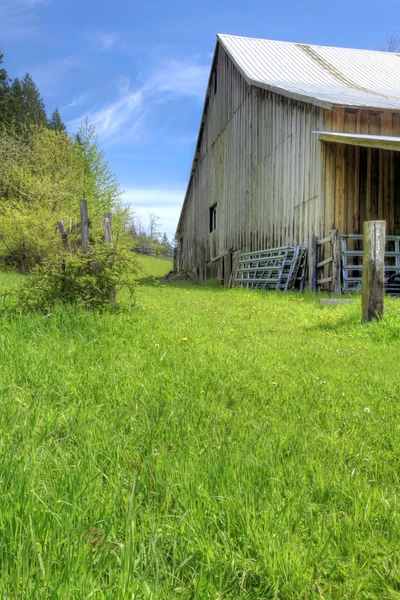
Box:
[1,260,400,598]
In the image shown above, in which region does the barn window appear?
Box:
[210,204,217,232]
[214,71,217,94]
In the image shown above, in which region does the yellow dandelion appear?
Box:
[272,381,277,385]
[182,337,189,341]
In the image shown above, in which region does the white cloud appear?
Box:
[148,59,210,99]
[122,188,185,239]
[68,88,146,143]
[61,93,90,111]
[87,30,120,51]
[68,54,211,145]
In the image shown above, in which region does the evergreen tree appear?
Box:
[48,107,67,133]
[0,52,10,130]
[161,232,169,246]
[9,78,24,131]
[21,73,47,127]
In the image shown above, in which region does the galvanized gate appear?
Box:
[234,246,307,291]
[341,234,400,293]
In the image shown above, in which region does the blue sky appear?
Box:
[0,0,398,239]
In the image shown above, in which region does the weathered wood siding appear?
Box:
[177,45,325,284]
[323,107,400,235]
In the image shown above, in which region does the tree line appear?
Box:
[0,53,66,135]
[0,50,167,271]
[128,212,176,257]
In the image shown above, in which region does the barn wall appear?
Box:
[323,107,400,235]
[177,45,325,284]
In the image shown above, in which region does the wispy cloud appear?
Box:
[68,86,146,143]
[69,54,211,145]
[86,30,120,51]
[61,93,90,112]
[30,56,83,96]
[0,0,47,39]
[148,58,210,99]
[122,187,185,238]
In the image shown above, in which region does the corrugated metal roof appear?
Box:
[218,34,400,110]
[314,131,400,150]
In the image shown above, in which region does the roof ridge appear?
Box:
[217,33,400,56]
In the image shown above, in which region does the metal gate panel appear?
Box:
[342,234,400,293]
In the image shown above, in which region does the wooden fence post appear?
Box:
[362,220,386,321]
[102,216,112,244]
[57,220,68,250]
[104,212,112,228]
[331,229,341,294]
[80,200,89,253]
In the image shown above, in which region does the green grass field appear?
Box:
[1,257,400,598]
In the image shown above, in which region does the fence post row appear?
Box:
[57,203,114,251]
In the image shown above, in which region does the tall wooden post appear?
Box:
[80,200,89,253]
[102,217,112,244]
[104,212,112,228]
[362,220,386,321]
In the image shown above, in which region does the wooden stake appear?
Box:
[57,220,68,250]
[362,220,385,321]
[102,217,112,244]
[104,212,112,228]
[80,200,89,253]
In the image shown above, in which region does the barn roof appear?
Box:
[218,34,400,110]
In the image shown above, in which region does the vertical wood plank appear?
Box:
[335,144,345,232]
[354,147,360,233]
[389,151,395,234]
[366,149,372,220]
[332,229,341,294]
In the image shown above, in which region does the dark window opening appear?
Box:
[210,204,217,232]
[214,71,217,94]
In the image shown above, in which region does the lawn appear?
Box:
[1,258,400,598]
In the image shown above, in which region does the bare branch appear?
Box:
[375,30,400,52]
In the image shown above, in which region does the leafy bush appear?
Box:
[0,124,128,272]
[14,239,138,312]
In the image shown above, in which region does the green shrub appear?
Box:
[14,239,138,312]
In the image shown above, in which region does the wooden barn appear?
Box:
[175,34,400,290]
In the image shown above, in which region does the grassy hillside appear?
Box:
[0,260,400,598]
